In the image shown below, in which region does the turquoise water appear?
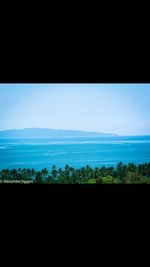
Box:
[0,136,150,170]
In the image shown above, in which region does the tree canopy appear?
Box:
[0,162,150,184]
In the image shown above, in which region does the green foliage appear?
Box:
[88,178,96,184]
[101,175,114,184]
[35,171,43,183]
[0,162,150,184]
[124,171,142,184]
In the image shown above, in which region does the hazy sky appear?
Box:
[0,84,150,135]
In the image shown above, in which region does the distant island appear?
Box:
[0,128,118,139]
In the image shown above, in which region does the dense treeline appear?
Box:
[0,162,150,183]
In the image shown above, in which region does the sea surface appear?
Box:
[0,136,150,170]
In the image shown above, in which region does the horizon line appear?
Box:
[0,127,118,134]
[0,127,150,136]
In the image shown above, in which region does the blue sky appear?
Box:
[0,84,150,135]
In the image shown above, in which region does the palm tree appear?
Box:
[31,169,36,179]
[117,162,126,182]
[10,169,18,180]
[127,163,136,173]
[35,171,43,183]
[0,169,10,182]
[41,168,49,180]
[26,169,32,180]
[65,164,70,176]
[58,168,63,178]
[51,165,58,180]
[100,166,106,177]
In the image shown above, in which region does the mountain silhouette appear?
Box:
[0,128,118,138]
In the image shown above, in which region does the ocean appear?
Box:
[0,136,150,170]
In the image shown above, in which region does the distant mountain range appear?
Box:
[0,128,118,138]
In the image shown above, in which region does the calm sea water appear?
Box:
[0,136,150,170]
